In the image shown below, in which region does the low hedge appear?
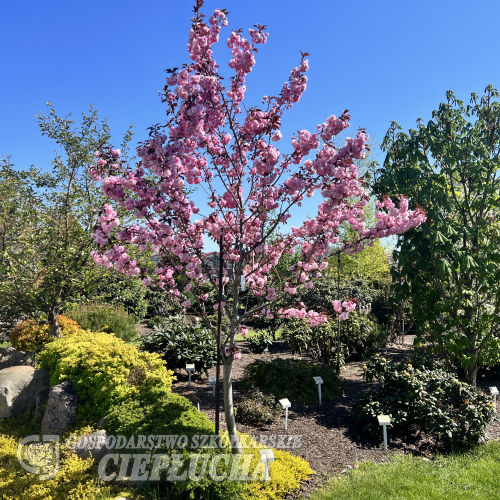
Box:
[241,358,343,405]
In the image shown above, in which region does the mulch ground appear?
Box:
[137,325,500,498]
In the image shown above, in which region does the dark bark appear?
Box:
[47,310,61,339]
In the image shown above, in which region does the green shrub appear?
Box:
[342,312,387,359]
[281,318,337,365]
[38,330,175,421]
[247,330,273,354]
[281,314,386,367]
[9,315,82,352]
[207,312,231,337]
[145,286,185,318]
[94,274,148,322]
[147,315,169,329]
[140,315,217,374]
[252,311,285,340]
[65,303,137,343]
[136,447,245,500]
[106,392,214,436]
[236,388,282,426]
[241,358,343,405]
[351,354,495,450]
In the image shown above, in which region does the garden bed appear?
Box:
[169,335,500,498]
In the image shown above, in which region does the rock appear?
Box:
[41,381,78,435]
[0,366,50,418]
[0,347,36,370]
[72,429,110,462]
[34,386,50,423]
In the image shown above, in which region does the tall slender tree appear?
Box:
[91,1,425,452]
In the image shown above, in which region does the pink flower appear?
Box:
[87,3,426,390]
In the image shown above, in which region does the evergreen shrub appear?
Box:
[65,303,137,342]
[140,315,217,374]
[242,358,343,405]
[38,330,174,421]
[352,354,495,450]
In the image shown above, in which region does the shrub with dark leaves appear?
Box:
[351,354,495,450]
[140,315,216,374]
[247,330,273,354]
[241,358,343,405]
[235,388,282,426]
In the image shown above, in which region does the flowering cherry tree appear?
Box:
[90,1,426,453]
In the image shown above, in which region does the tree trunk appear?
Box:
[465,365,478,387]
[464,304,477,387]
[47,310,61,339]
[223,356,243,454]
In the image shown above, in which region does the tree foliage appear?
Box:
[373,85,500,385]
[90,2,424,452]
[0,104,133,337]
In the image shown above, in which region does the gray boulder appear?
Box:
[0,366,50,418]
[34,386,51,423]
[41,381,78,435]
[0,346,36,370]
[72,429,110,461]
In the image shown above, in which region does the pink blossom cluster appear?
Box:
[278,303,328,327]
[333,300,357,321]
[225,346,242,360]
[318,112,351,142]
[89,4,426,352]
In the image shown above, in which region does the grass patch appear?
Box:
[241,358,343,404]
[309,441,500,500]
[0,341,11,348]
[236,328,283,342]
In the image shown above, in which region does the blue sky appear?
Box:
[2,0,500,252]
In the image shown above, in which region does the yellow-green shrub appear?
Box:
[0,433,95,500]
[38,330,174,421]
[10,315,82,352]
[0,430,138,500]
[220,432,314,500]
[105,392,214,436]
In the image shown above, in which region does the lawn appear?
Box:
[235,328,282,342]
[309,441,500,500]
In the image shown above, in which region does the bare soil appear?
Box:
[151,330,500,498]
